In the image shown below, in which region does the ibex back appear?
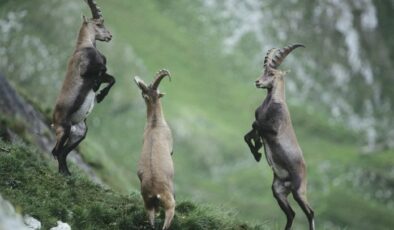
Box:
[244,44,315,230]
[52,0,115,175]
[134,70,175,230]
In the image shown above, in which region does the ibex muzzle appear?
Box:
[84,0,112,42]
[91,18,112,42]
[244,44,315,230]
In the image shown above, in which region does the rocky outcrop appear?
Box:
[0,73,53,150]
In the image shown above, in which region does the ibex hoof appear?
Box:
[96,95,104,103]
[253,152,262,162]
[59,168,71,176]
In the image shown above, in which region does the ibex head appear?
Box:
[83,0,112,42]
[255,44,304,89]
[134,70,171,104]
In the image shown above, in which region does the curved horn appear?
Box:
[152,69,171,90]
[263,48,278,69]
[85,0,103,19]
[268,44,305,69]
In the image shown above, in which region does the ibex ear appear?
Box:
[82,15,88,23]
[158,92,165,98]
[134,76,149,93]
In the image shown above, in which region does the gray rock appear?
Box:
[0,195,30,230]
[50,221,71,230]
[23,215,41,229]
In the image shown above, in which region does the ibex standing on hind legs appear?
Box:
[244,44,315,230]
[133,70,175,230]
[52,0,115,175]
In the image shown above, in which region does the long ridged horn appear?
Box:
[152,69,171,90]
[85,0,103,19]
[265,44,305,69]
[263,48,278,69]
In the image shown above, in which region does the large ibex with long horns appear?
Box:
[133,69,175,230]
[244,44,315,230]
[52,0,115,175]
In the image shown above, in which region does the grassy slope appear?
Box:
[0,140,266,230]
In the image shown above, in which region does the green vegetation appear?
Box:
[0,140,266,230]
[1,0,394,229]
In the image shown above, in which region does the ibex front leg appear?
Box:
[244,121,263,162]
[95,73,115,103]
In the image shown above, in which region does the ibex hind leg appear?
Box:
[162,192,175,230]
[147,208,155,228]
[292,186,315,230]
[57,120,88,176]
[272,178,295,230]
[58,154,71,176]
[61,120,88,154]
[143,195,160,228]
[52,124,71,159]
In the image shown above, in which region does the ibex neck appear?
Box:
[268,78,286,102]
[76,24,96,49]
[146,101,166,127]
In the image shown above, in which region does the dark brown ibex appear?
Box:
[244,44,315,230]
[133,70,175,230]
[52,0,115,175]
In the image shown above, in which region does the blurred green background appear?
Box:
[1,0,394,229]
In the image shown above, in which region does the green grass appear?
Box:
[321,189,394,230]
[0,140,268,230]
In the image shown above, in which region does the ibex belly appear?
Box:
[71,90,95,123]
[265,141,290,179]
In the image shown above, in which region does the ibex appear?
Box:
[52,0,115,175]
[133,70,175,230]
[244,44,315,230]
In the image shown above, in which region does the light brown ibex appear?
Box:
[133,69,175,230]
[52,0,115,175]
[244,44,315,230]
